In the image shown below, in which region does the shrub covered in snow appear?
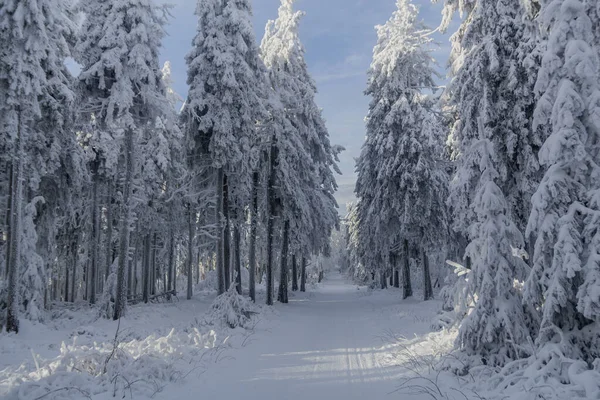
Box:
[205,285,258,329]
[431,261,473,332]
[3,326,219,400]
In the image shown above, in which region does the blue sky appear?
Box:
[160,0,456,215]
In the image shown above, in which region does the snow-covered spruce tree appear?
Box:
[184,0,267,295]
[442,0,542,241]
[76,0,172,320]
[133,60,184,302]
[354,0,447,300]
[260,0,340,303]
[0,0,77,332]
[440,0,538,364]
[524,0,600,368]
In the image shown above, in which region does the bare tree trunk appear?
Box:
[393,264,399,289]
[187,207,194,300]
[128,235,136,298]
[142,234,149,303]
[422,248,433,301]
[131,228,140,297]
[278,219,290,303]
[4,162,12,280]
[64,246,70,302]
[223,174,231,289]
[527,233,535,269]
[291,254,298,291]
[266,143,278,306]
[233,221,242,295]
[215,169,225,294]
[89,160,100,305]
[196,249,201,285]
[380,270,387,289]
[168,226,175,295]
[105,186,114,282]
[389,270,393,287]
[6,110,25,333]
[151,232,157,295]
[300,257,307,292]
[248,172,258,302]
[71,230,78,303]
[114,130,134,320]
[402,239,412,299]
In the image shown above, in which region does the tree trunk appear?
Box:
[64,246,70,302]
[151,232,158,295]
[292,254,298,292]
[233,222,242,295]
[300,257,307,292]
[114,130,134,321]
[390,252,399,288]
[132,228,140,297]
[128,235,136,298]
[380,270,387,289]
[215,169,225,294]
[187,206,194,300]
[71,231,78,303]
[402,239,412,299]
[6,110,25,333]
[142,234,150,303]
[527,233,535,269]
[422,248,433,301]
[278,219,290,304]
[4,162,12,280]
[168,226,175,294]
[105,186,114,281]
[266,143,278,306]
[68,232,79,302]
[389,270,393,287]
[248,171,259,302]
[196,249,201,285]
[223,175,231,289]
[89,160,101,305]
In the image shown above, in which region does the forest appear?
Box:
[1,0,600,399]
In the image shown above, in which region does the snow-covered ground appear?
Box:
[1,273,469,400]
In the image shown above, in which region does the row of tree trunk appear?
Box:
[381,240,433,301]
[4,138,312,332]
[213,141,310,307]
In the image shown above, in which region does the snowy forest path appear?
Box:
[160,272,436,400]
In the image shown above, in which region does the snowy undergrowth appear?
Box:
[428,269,600,400]
[462,345,600,400]
[205,285,259,329]
[374,295,477,400]
[0,291,265,400]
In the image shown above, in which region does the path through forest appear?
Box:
[1,272,447,400]
[160,272,441,400]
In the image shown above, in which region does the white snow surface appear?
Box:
[1,272,470,400]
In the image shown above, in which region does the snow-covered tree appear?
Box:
[260,0,340,303]
[354,0,447,299]
[184,0,267,295]
[76,0,172,319]
[525,0,600,366]
[443,0,542,239]
[439,0,541,364]
[0,0,77,332]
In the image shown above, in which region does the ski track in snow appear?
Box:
[158,273,439,400]
[1,272,444,400]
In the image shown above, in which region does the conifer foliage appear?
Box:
[354,0,447,301]
[525,0,600,365]
[0,0,341,331]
